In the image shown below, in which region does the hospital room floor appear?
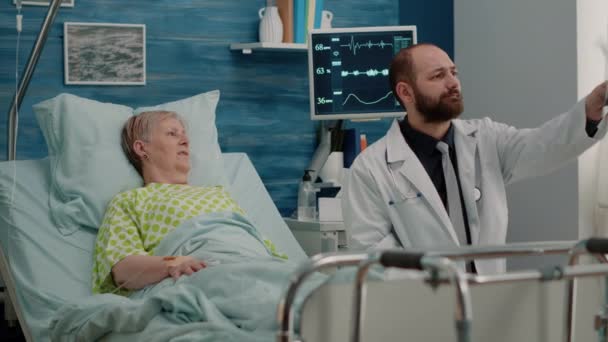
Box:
[0,300,25,341]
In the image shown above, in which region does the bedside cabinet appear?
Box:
[283,218,347,257]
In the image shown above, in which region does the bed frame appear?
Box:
[0,244,32,341]
[3,237,608,342]
[279,240,608,342]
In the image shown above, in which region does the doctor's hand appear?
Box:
[164,256,206,280]
[585,81,607,121]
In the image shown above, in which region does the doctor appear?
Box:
[342,43,608,274]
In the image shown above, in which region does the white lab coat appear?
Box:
[342,100,607,274]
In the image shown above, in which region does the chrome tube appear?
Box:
[565,240,608,342]
[564,264,608,278]
[470,270,546,285]
[414,264,608,286]
[7,0,62,160]
[350,252,381,342]
[600,277,608,342]
[566,240,588,342]
[350,253,470,342]
[276,252,367,342]
[470,263,608,285]
[423,257,472,342]
[425,240,576,261]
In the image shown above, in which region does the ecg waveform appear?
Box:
[342,91,393,106]
[340,36,394,55]
[341,69,389,77]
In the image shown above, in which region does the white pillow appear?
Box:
[34,91,226,235]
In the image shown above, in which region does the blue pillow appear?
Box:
[34,91,226,235]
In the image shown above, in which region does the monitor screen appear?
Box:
[308,26,417,120]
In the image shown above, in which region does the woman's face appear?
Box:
[144,117,190,176]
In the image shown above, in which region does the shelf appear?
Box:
[283,217,344,232]
[230,42,307,54]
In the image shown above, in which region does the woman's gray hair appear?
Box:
[121,110,185,176]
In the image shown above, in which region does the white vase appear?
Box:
[259,6,283,43]
[321,10,333,29]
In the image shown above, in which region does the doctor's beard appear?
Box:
[414,87,464,123]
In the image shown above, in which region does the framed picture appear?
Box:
[13,0,74,7]
[64,22,146,85]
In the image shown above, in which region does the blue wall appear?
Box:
[399,0,454,59]
[0,0,398,216]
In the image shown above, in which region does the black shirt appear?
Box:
[400,118,458,211]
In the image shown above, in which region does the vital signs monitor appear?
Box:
[308,26,417,120]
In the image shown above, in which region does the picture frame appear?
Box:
[64,22,146,85]
[13,0,74,8]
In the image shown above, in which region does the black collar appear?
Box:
[399,116,455,156]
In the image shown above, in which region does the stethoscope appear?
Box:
[386,158,482,206]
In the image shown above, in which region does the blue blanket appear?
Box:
[50,212,317,341]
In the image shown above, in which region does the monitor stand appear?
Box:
[306,120,343,183]
[293,120,345,219]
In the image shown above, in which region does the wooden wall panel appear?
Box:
[0,0,398,215]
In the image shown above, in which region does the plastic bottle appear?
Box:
[360,133,368,152]
[297,170,317,220]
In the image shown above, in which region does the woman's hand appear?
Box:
[111,255,207,290]
[164,256,207,280]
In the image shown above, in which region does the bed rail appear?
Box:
[278,239,608,342]
[365,252,472,342]
[0,245,32,341]
[276,251,368,342]
[351,238,608,342]
[565,238,608,342]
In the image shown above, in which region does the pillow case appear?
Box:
[34,90,225,235]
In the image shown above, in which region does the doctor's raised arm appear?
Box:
[342,43,607,275]
[488,81,608,185]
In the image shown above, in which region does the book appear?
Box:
[303,0,324,42]
[313,0,324,29]
[276,0,294,43]
[306,0,315,41]
[293,0,306,43]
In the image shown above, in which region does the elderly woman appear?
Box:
[92,110,256,295]
[50,111,310,340]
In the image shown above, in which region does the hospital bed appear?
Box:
[0,153,308,341]
[4,154,608,342]
[5,1,608,341]
[5,156,608,342]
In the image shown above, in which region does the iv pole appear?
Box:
[6,0,63,161]
[306,121,332,183]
